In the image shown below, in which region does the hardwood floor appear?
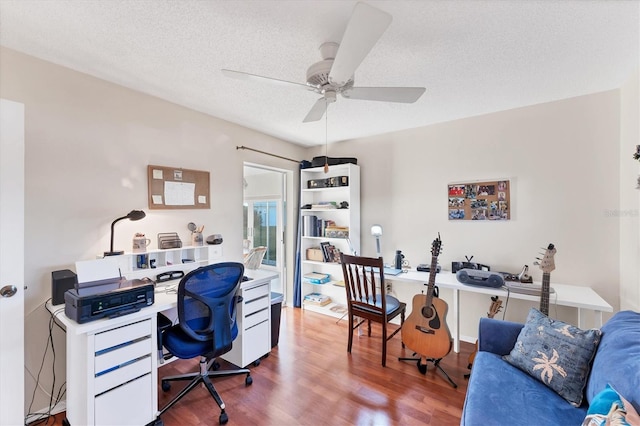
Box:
[45,306,474,425]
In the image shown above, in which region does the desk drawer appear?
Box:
[95,372,153,425]
[243,282,269,302]
[95,338,152,375]
[95,319,152,352]
[243,320,270,364]
[244,307,269,329]
[94,356,152,395]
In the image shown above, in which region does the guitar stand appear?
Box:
[399,353,458,388]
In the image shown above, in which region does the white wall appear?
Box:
[619,67,640,312]
[316,89,623,338]
[0,47,306,415]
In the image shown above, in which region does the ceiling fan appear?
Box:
[222,2,426,123]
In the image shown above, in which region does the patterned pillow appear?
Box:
[503,308,602,407]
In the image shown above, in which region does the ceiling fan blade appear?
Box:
[222,69,313,90]
[329,2,392,87]
[303,98,327,123]
[342,87,426,103]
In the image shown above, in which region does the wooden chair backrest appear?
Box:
[340,253,386,315]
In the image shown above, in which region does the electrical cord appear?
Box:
[24,300,66,426]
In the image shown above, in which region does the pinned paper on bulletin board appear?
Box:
[448,179,510,221]
[147,165,210,210]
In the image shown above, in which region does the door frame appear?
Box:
[0,98,25,425]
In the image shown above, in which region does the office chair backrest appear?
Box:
[341,254,386,313]
[177,262,244,355]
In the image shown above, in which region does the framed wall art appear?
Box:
[448,179,510,221]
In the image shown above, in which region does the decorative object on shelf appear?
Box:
[132,233,151,253]
[448,179,510,221]
[104,210,146,256]
[188,222,204,246]
[206,234,223,245]
[371,224,383,258]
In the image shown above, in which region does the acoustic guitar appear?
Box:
[466,296,502,372]
[402,235,452,362]
[537,243,556,316]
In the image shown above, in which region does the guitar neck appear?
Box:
[540,272,551,316]
[425,255,438,305]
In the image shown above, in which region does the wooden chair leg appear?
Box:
[347,314,353,353]
[381,321,388,367]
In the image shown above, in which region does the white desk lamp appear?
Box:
[371,224,383,258]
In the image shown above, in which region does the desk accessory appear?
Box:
[51,269,78,305]
[132,233,151,253]
[371,224,383,258]
[104,210,146,256]
[158,232,182,249]
[206,234,223,245]
[456,269,504,288]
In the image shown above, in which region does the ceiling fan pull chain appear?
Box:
[324,99,329,173]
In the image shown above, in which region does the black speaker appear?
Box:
[52,269,77,305]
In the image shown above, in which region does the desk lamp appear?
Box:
[104,210,146,256]
[371,224,383,258]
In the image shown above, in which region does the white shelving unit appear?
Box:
[108,245,223,281]
[299,163,360,318]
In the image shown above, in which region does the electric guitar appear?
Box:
[402,234,452,361]
[537,243,556,316]
[466,296,502,372]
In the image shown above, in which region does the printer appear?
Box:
[65,258,154,324]
[65,277,154,324]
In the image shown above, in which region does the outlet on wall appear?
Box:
[386,282,392,294]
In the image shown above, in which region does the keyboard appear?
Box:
[504,281,555,296]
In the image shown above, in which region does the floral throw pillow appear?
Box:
[503,308,602,407]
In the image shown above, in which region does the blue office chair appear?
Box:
[157,262,252,425]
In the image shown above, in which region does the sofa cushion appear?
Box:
[585,310,640,415]
[462,351,588,426]
[503,308,601,407]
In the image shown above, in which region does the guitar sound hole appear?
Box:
[422,306,434,319]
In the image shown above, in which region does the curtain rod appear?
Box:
[236,145,300,163]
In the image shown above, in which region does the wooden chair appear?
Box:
[340,253,407,366]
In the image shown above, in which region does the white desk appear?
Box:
[47,268,278,426]
[388,270,613,353]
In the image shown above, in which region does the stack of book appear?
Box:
[304,292,331,306]
[304,272,331,284]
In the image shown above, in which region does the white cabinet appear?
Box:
[64,317,158,426]
[221,270,276,368]
[299,164,360,318]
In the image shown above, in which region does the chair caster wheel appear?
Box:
[253,359,261,367]
[219,411,228,424]
[417,360,427,375]
[161,380,171,392]
[245,375,253,386]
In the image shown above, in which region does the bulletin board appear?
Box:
[147,165,210,210]
[448,179,510,221]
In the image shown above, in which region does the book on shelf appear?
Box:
[311,202,337,209]
[303,272,331,284]
[303,292,332,306]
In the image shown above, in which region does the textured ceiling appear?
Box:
[0,0,638,147]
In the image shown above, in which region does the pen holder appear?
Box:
[191,232,203,246]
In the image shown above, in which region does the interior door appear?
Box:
[0,98,25,425]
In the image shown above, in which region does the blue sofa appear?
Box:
[461,310,640,425]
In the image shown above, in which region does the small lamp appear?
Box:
[104,210,146,256]
[371,224,383,258]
